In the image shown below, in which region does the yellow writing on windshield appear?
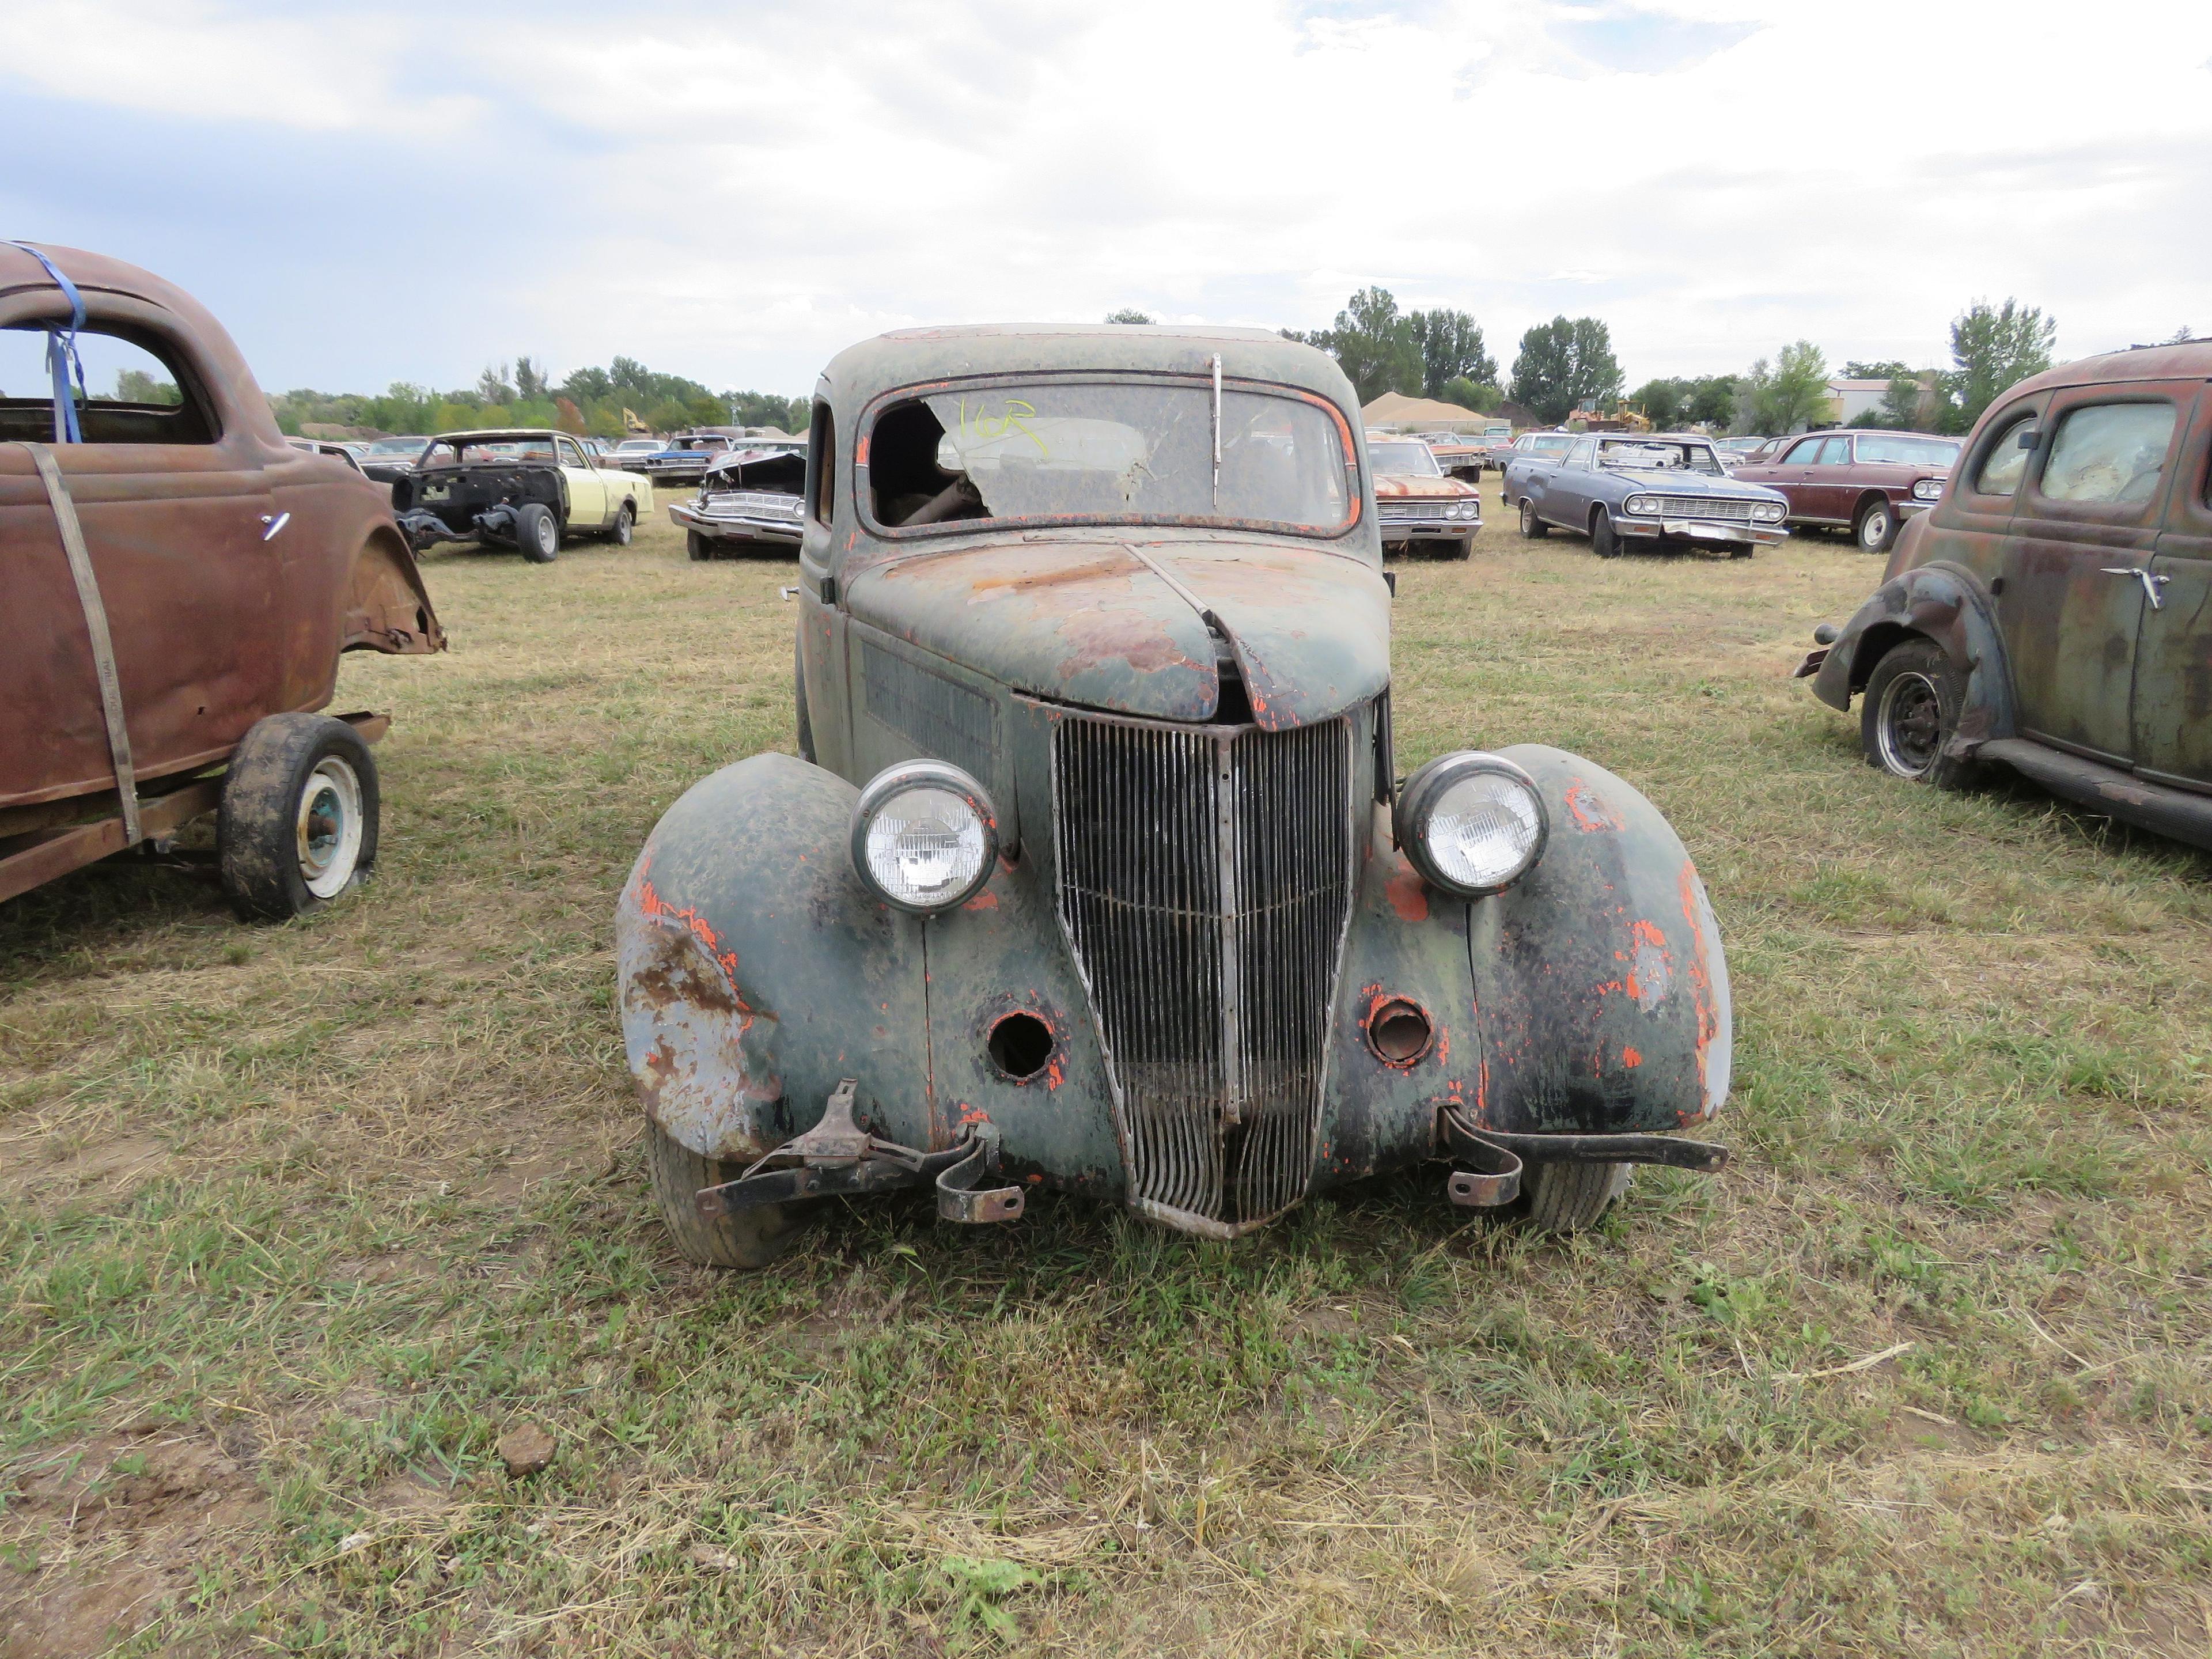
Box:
[950,397,1048,460]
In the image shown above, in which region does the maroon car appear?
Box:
[1732,429,1959,552]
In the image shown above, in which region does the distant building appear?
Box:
[1824,374,1941,429]
[1359,391,1491,431]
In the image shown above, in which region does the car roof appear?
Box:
[817,323,1358,417]
[2006,339,2212,398]
[429,429,569,445]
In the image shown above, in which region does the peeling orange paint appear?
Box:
[1622,1046,1642,1068]
[963,889,999,911]
[1385,857,1429,922]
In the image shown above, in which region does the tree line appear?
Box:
[270,357,809,439]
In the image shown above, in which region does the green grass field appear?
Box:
[4,506,2209,1657]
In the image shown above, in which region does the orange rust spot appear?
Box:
[1385,858,1428,922]
[1622,1046,1642,1068]
[1565,781,1625,834]
[854,433,870,465]
[963,889,999,911]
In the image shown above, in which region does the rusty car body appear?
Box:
[616,324,1733,1268]
[1798,339,2212,849]
[1366,435,1481,557]
[392,428,652,561]
[1731,427,1960,552]
[669,441,807,558]
[2,243,443,916]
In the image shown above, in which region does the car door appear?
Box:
[2001,382,2190,764]
[1738,434,1825,524]
[2,320,281,802]
[1544,440,1596,527]
[2128,384,2212,788]
[1803,434,1858,522]
[558,435,608,527]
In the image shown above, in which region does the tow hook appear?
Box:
[1439,1103,1730,1208]
[692,1078,1025,1225]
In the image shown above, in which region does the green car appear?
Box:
[618,325,1733,1267]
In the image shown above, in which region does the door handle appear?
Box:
[259,512,290,542]
[2102,566,2168,610]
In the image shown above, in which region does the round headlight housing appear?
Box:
[1912,476,1943,501]
[1625,494,1657,516]
[1753,500,1786,523]
[850,760,999,914]
[1397,752,1548,897]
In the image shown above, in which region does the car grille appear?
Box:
[1051,711,1357,1233]
[1645,494,1755,521]
[703,490,803,520]
[1377,501,1459,521]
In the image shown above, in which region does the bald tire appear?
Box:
[1523,1160,1632,1234]
[645,1120,801,1270]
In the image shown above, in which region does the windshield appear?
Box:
[1368,441,1441,476]
[364,437,426,456]
[422,434,558,465]
[1597,438,1721,474]
[1854,434,1960,468]
[1524,435,1574,456]
[868,381,1351,532]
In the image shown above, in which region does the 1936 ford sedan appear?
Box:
[617,326,1733,1267]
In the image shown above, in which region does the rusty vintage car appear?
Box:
[1798,340,2212,849]
[1366,435,1482,557]
[392,429,653,560]
[2,243,442,917]
[616,325,1732,1268]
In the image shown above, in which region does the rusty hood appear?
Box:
[843,534,1390,730]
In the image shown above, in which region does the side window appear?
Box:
[1973,412,2038,496]
[1817,436,1851,465]
[556,435,589,468]
[2038,401,2176,506]
[807,401,835,525]
[0,323,217,444]
[1567,440,1595,467]
[1782,436,1825,463]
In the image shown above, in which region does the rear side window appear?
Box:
[1974,413,2038,496]
[2039,401,2176,506]
[0,323,216,444]
[1817,436,1851,465]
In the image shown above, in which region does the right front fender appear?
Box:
[1809,561,2014,745]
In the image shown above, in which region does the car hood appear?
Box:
[844,534,1390,731]
[1374,474,1479,499]
[1605,467,1783,497]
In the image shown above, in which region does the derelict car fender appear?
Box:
[1808,559,2015,744]
[1461,745,1729,1138]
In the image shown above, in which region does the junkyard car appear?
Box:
[2,243,444,917]
[1368,436,1481,556]
[1511,433,1788,558]
[287,437,367,472]
[357,434,431,484]
[1416,431,1485,482]
[1797,340,2212,850]
[670,442,806,558]
[1732,428,1960,552]
[392,428,653,560]
[1494,430,1575,502]
[638,430,744,487]
[609,436,663,471]
[616,325,1733,1268]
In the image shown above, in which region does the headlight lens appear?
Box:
[1912,477,1942,501]
[849,760,999,913]
[1398,752,1548,896]
[1753,501,1785,522]
[1625,494,1656,515]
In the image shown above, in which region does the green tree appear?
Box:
[1406,308,1494,399]
[1945,298,2055,432]
[514,355,550,400]
[1508,316,1623,425]
[1736,340,1830,434]
[1628,377,1688,428]
[1842,359,1910,381]
[1878,374,1931,429]
[476,362,517,405]
[1294,287,1425,404]
[1104,308,1154,324]
[1686,374,1738,428]
[1440,376,1502,413]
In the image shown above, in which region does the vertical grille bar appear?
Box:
[1052,710,1355,1230]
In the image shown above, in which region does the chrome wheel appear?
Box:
[296,756,365,899]
[1874,670,1943,778]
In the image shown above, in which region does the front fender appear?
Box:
[615,753,933,1162]
[1809,561,2014,745]
[1465,745,1730,1135]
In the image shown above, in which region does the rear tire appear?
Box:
[1854,497,1897,553]
[1861,637,1979,788]
[218,714,380,921]
[515,502,560,563]
[645,1120,800,1270]
[1518,498,1547,539]
[608,502,635,546]
[1524,1160,1631,1234]
[1590,510,1621,559]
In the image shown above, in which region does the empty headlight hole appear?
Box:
[987,1012,1054,1081]
[1366,997,1434,1066]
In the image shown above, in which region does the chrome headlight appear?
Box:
[1397,752,1548,896]
[1912,477,1943,501]
[1753,500,1786,523]
[1624,494,1657,516]
[850,760,999,914]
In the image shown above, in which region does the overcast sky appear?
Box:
[6,0,2208,401]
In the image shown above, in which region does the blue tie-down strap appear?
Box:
[7,241,88,443]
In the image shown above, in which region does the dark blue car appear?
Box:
[1506,433,1790,559]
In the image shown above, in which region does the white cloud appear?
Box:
[7,0,2210,392]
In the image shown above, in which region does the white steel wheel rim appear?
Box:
[296,757,364,898]
[615,507,632,543]
[1861,507,1890,547]
[535,515,556,555]
[1520,500,1535,531]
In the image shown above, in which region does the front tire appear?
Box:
[1518,498,1547,539]
[1854,497,1897,553]
[1444,534,1473,561]
[1590,510,1621,559]
[608,502,635,546]
[218,714,380,921]
[645,1120,801,1270]
[1861,637,1979,788]
[687,529,713,562]
[515,502,560,563]
[1524,1161,1631,1233]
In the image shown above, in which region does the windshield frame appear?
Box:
[855,371,1363,543]
[1368,441,1443,478]
[1594,438,1724,474]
